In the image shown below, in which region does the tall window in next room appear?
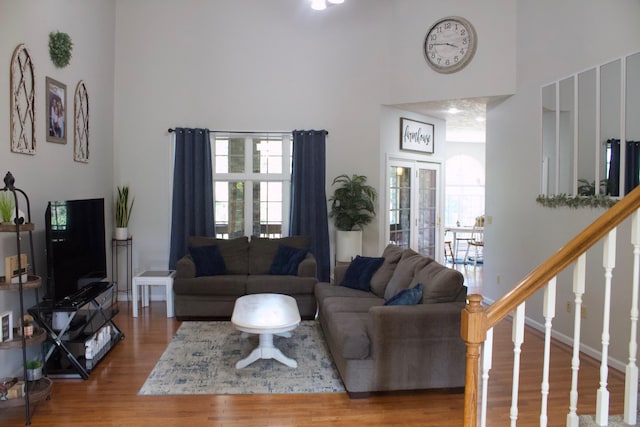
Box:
[444,154,485,227]
[212,133,292,239]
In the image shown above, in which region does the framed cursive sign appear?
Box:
[400,118,434,153]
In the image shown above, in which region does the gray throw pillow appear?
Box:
[383,249,432,301]
[410,262,465,303]
[369,244,403,298]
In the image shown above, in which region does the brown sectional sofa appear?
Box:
[174,235,318,319]
[315,244,467,397]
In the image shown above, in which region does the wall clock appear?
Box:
[424,16,477,74]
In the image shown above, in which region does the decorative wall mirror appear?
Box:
[540,50,640,205]
[10,44,36,155]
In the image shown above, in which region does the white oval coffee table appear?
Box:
[231,293,301,369]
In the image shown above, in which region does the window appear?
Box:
[212,134,291,239]
[445,155,484,226]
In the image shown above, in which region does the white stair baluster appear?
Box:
[567,253,586,427]
[625,210,640,424]
[510,302,525,427]
[480,327,494,427]
[540,277,557,427]
[596,229,616,425]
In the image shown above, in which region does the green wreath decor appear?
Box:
[536,194,617,209]
[49,31,73,68]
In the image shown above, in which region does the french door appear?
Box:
[387,159,441,260]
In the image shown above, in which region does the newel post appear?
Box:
[461,294,487,427]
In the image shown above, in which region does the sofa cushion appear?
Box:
[383,249,433,300]
[315,282,375,303]
[249,236,310,274]
[384,283,423,306]
[325,311,371,359]
[189,245,226,277]
[246,275,316,295]
[189,236,250,275]
[269,245,308,275]
[340,255,384,291]
[321,296,383,314]
[410,262,465,304]
[369,244,403,298]
[172,275,247,296]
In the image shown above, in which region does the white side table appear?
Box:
[132,270,176,318]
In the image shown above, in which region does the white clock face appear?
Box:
[424,16,477,74]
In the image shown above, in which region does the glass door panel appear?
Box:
[387,161,441,259]
[389,165,411,248]
[417,167,437,258]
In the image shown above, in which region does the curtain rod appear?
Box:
[168,128,328,135]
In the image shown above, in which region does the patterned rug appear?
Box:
[138,320,345,395]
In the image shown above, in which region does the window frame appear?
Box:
[212,133,292,239]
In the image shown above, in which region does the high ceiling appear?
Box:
[395,96,505,143]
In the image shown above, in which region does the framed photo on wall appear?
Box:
[46,77,67,144]
[0,311,12,343]
[400,117,434,154]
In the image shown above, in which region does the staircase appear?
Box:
[461,185,640,427]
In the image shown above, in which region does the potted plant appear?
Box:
[0,192,15,225]
[115,186,134,240]
[328,174,377,262]
[25,359,42,381]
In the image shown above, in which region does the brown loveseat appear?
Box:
[315,244,466,397]
[174,235,318,319]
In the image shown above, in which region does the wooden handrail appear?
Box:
[461,184,640,427]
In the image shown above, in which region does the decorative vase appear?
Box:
[114,227,128,240]
[335,230,362,262]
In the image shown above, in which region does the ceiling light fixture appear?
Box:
[448,108,461,114]
[310,0,345,11]
[311,0,326,10]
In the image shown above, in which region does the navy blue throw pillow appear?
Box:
[340,255,384,291]
[269,245,308,275]
[384,283,423,306]
[189,245,227,277]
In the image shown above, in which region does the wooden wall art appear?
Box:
[74,80,89,163]
[10,44,36,155]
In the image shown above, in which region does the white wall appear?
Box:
[113,0,516,268]
[0,0,115,376]
[484,0,640,366]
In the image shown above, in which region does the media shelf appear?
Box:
[29,282,124,379]
[0,173,47,425]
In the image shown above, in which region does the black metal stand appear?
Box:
[111,238,132,300]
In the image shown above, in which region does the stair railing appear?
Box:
[461,184,640,426]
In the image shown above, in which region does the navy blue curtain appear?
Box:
[290,130,330,282]
[607,139,640,196]
[169,128,214,269]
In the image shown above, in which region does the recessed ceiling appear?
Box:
[395,96,496,143]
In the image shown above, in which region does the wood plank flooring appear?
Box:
[0,266,628,426]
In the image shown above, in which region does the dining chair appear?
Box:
[464,225,484,266]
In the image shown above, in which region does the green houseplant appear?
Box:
[328,174,377,262]
[115,186,134,240]
[0,192,15,224]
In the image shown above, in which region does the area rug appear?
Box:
[138,320,345,395]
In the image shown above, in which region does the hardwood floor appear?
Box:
[0,267,628,426]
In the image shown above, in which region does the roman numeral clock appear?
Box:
[424,16,477,74]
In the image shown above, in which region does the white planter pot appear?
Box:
[335,230,362,262]
[114,227,128,240]
[26,366,42,381]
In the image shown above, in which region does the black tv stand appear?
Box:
[29,282,124,379]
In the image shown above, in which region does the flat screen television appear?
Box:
[45,198,107,302]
